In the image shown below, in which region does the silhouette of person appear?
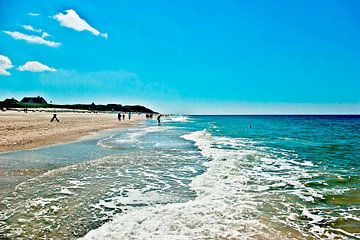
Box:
[157,115,161,126]
[50,114,60,122]
[118,113,121,121]
[122,113,125,121]
[128,112,131,120]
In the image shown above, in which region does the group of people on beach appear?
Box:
[117,112,131,121]
[48,111,162,126]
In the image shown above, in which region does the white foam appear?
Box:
[288,159,314,166]
[80,131,291,239]
[162,116,191,123]
[97,126,176,148]
[60,187,74,195]
[181,130,212,158]
[80,129,342,240]
[302,208,324,224]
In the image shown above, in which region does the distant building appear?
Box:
[3,98,19,104]
[20,96,47,104]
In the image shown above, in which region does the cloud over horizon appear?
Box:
[38,69,178,104]
[18,61,57,72]
[3,31,61,47]
[40,69,137,88]
[53,9,108,39]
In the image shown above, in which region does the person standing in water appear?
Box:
[157,115,161,126]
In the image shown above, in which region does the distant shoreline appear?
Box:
[0,110,144,152]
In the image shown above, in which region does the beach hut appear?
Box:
[20,96,48,104]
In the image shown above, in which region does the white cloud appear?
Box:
[18,61,57,72]
[0,55,13,76]
[42,32,51,38]
[3,31,61,47]
[28,13,40,16]
[53,9,108,39]
[22,25,42,33]
[22,25,51,38]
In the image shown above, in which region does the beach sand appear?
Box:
[0,110,144,152]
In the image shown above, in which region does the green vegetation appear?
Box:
[0,97,156,113]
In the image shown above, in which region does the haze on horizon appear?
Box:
[0,0,359,114]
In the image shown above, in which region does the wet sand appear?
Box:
[0,110,144,152]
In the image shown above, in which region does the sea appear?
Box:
[0,115,359,239]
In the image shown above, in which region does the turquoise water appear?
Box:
[0,115,359,239]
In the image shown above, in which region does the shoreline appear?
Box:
[0,110,145,153]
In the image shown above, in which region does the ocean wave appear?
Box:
[97,126,176,149]
[80,131,296,239]
[1,148,201,239]
[81,129,355,239]
[162,116,191,123]
[81,130,272,239]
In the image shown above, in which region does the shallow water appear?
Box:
[0,115,359,239]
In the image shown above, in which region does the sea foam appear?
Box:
[81,130,295,239]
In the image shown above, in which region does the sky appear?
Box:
[0,0,359,114]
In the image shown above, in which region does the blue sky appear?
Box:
[0,0,359,114]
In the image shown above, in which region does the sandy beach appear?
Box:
[0,110,143,152]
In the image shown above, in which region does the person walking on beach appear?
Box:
[128,112,131,120]
[50,114,60,122]
[118,112,121,121]
[122,113,125,121]
[157,115,162,126]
